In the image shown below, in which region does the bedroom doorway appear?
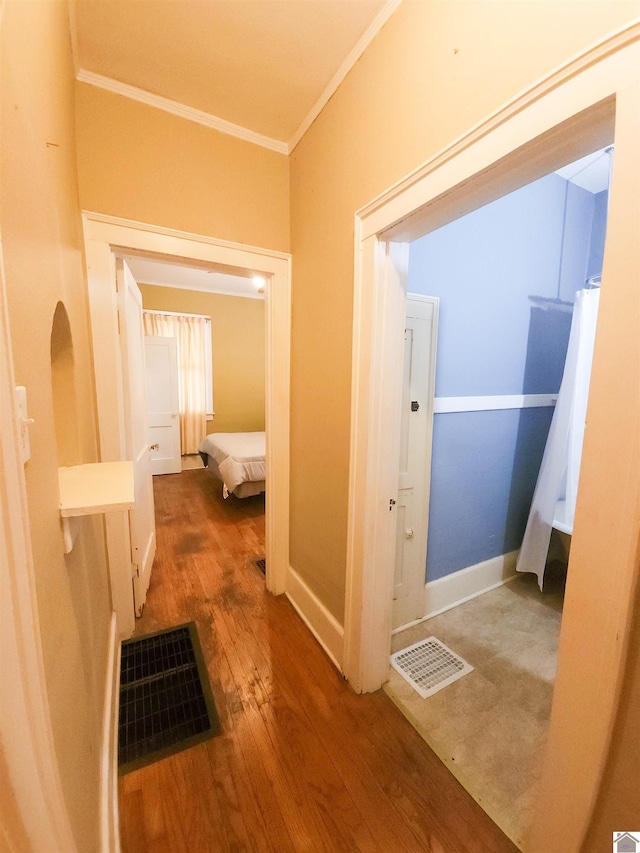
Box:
[83,212,291,638]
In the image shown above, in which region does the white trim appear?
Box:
[288,0,402,152]
[433,393,556,414]
[76,1,401,157]
[405,551,518,630]
[82,212,290,635]
[76,69,289,155]
[345,23,640,853]
[285,566,344,672]
[83,210,290,262]
[100,613,121,853]
[359,20,640,239]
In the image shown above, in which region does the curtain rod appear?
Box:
[143,308,211,321]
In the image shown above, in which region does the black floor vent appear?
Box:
[118,622,220,774]
[255,558,266,575]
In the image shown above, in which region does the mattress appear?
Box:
[198,431,266,497]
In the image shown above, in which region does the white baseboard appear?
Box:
[285,566,344,672]
[424,551,519,621]
[100,612,121,853]
[393,551,519,634]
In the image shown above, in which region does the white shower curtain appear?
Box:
[516,287,600,588]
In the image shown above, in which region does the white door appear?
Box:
[145,336,181,475]
[116,258,156,616]
[392,294,438,630]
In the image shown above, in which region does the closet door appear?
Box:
[393,295,438,630]
[145,335,181,475]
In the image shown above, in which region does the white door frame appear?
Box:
[344,24,640,853]
[83,212,291,638]
[0,244,77,847]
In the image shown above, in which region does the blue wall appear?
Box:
[587,189,609,279]
[408,172,605,582]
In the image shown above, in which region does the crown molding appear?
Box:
[288,0,402,152]
[76,69,289,155]
[75,0,402,157]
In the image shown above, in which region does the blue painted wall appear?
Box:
[408,172,606,582]
[587,189,609,279]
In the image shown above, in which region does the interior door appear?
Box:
[393,294,438,629]
[117,258,156,616]
[145,335,181,475]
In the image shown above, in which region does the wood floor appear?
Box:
[119,469,518,852]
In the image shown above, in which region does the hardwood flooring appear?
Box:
[119,469,518,852]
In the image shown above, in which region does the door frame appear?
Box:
[83,212,291,638]
[344,24,640,853]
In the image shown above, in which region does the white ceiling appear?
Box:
[556,147,613,194]
[72,0,395,150]
[124,255,264,300]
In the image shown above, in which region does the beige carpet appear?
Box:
[385,566,566,850]
[181,453,204,471]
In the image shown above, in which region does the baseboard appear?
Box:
[422,551,519,623]
[100,612,121,853]
[285,566,344,672]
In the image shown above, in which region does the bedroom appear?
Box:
[130,254,268,597]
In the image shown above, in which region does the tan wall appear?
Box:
[139,285,265,434]
[584,604,640,849]
[1,1,111,849]
[75,83,290,252]
[288,0,640,622]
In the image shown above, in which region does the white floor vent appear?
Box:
[390,637,474,699]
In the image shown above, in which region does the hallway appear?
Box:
[118,469,517,851]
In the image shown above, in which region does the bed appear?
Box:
[198,432,266,498]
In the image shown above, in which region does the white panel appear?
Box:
[145,345,174,411]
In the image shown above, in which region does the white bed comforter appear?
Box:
[198,432,266,493]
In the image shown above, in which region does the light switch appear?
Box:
[15,386,34,464]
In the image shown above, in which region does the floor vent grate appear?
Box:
[118,622,220,774]
[390,637,473,699]
[255,558,266,575]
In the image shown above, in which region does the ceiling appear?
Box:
[556,147,613,194]
[79,5,610,298]
[124,255,264,300]
[72,0,394,150]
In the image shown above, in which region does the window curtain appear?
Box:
[143,311,208,454]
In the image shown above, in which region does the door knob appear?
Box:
[149,443,159,451]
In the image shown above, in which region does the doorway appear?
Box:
[344,34,640,853]
[83,213,291,639]
[385,149,610,846]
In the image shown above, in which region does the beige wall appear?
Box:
[139,285,265,434]
[75,83,290,252]
[1,1,111,849]
[288,0,640,622]
[584,606,640,849]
